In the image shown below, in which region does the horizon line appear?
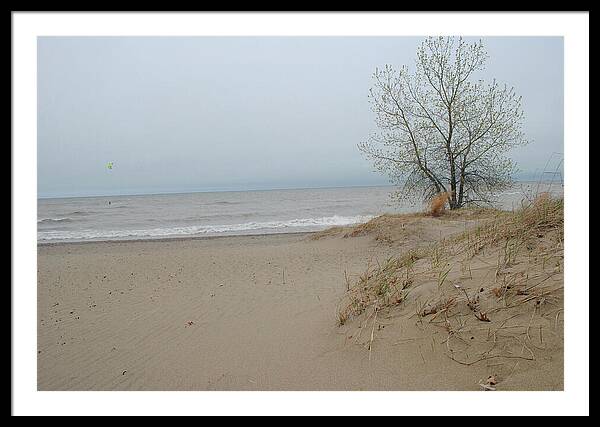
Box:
[38,178,562,200]
[38,183,395,200]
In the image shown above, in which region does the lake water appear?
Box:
[38,182,563,243]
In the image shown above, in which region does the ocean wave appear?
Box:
[37,214,374,241]
[179,212,257,222]
[38,217,74,224]
[68,210,93,216]
[210,201,241,206]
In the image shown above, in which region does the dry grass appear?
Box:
[429,191,453,217]
[336,250,423,326]
[312,208,496,245]
[451,192,563,258]
[337,194,564,367]
[311,213,426,243]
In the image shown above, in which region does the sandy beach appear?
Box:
[37,205,563,391]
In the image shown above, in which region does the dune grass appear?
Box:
[336,194,564,370]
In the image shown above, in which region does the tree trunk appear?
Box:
[449,158,458,209]
[457,168,466,208]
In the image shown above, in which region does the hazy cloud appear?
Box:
[38,36,563,197]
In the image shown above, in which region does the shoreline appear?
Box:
[37,230,317,247]
[34,204,518,247]
[37,183,564,247]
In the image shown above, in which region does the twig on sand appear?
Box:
[445,332,534,366]
[554,309,563,330]
[447,352,534,367]
[515,335,536,360]
[526,306,536,341]
[520,271,559,294]
[478,383,496,391]
[368,305,379,361]
[504,361,520,384]
[392,337,424,345]
[478,375,498,391]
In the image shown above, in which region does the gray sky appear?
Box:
[38,36,563,198]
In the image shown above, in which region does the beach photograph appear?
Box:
[13,12,588,416]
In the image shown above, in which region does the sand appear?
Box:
[37,213,563,391]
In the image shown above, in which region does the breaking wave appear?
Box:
[38,217,74,224]
[37,214,374,242]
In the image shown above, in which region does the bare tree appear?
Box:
[359,37,528,209]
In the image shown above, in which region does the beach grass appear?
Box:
[335,194,563,372]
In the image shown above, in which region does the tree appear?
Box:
[359,37,528,209]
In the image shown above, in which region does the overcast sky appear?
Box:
[38,36,563,198]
